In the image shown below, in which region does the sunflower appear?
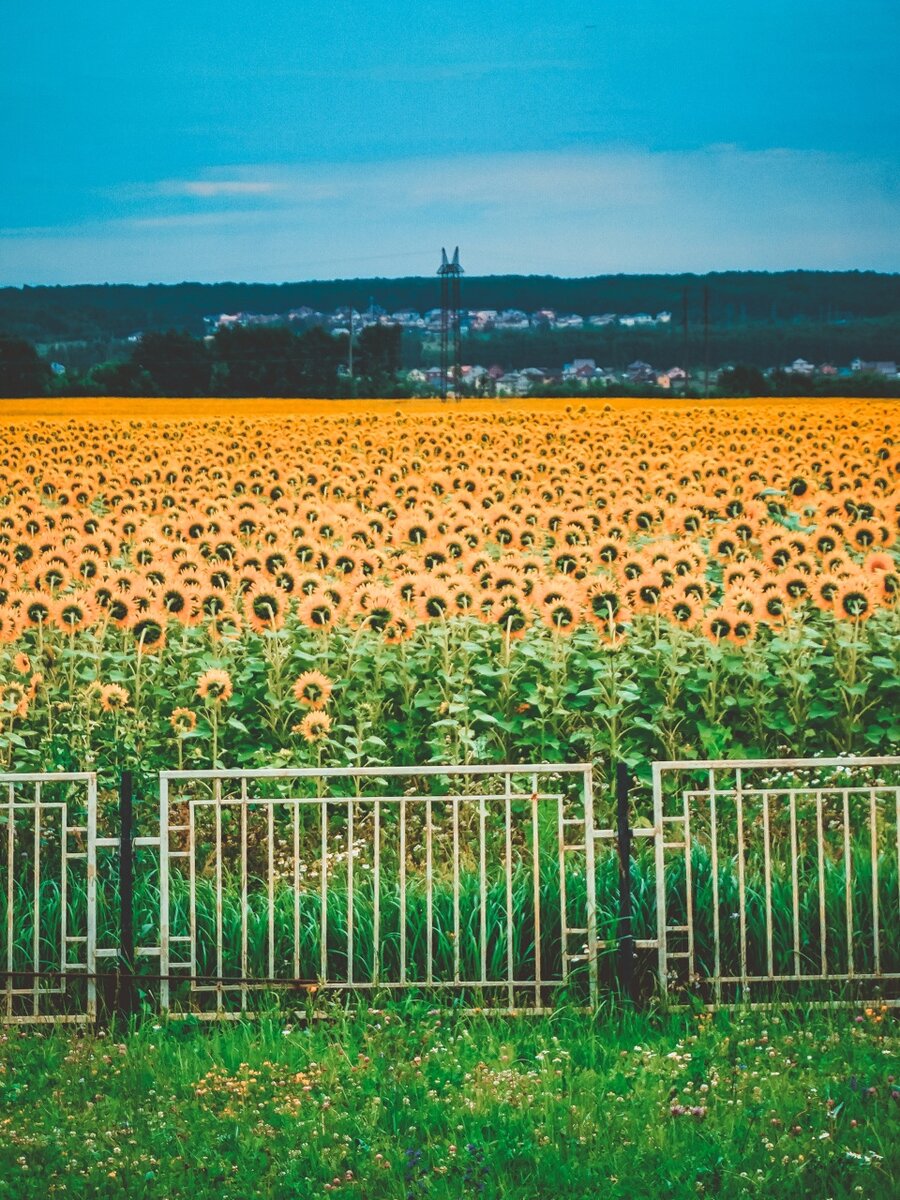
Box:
[99,683,129,713]
[133,612,167,653]
[196,668,233,703]
[247,586,286,633]
[170,707,198,734]
[833,577,877,621]
[293,711,333,744]
[292,670,333,710]
[702,609,733,642]
[297,594,336,629]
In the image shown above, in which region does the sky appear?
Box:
[1,1,898,285]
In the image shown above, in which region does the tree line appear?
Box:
[0,325,404,399]
[3,271,900,342]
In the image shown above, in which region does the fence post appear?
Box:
[118,771,138,1019]
[616,762,636,1002]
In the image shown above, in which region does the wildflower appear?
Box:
[292,670,333,710]
[12,652,30,675]
[196,668,233,703]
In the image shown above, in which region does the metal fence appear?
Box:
[1,756,898,1023]
[652,757,900,1006]
[0,772,98,1023]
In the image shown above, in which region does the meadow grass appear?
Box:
[0,1002,896,1199]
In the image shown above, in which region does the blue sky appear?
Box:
[2,1,898,284]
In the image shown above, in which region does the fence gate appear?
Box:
[156,764,598,1016]
[0,772,100,1023]
[653,757,900,1005]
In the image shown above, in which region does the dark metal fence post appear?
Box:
[118,771,138,1018]
[616,762,636,1002]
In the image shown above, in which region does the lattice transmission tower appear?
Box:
[438,246,463,400]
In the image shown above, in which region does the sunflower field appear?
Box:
[0,396,897,792]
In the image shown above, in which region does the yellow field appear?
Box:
[0,396,896,647]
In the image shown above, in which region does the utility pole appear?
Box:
[347,304,354,389]
[703,284,710,399]
[437,247,463,400]
[682,286,690,395]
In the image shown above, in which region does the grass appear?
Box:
[0,1003,896,1199]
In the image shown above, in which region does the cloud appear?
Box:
[2,146,898,284]
[175,180,279,198]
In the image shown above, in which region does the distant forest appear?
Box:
[3,270,900,342]
[1,271,898,398]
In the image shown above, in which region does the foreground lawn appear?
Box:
[0,1004,896,1199]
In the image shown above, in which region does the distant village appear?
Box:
[195,304,899,396]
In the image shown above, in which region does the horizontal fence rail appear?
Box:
[1,756,898,1023]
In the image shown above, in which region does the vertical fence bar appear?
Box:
[267,801,275,982]
[214,781,223,1014]
[583,767,598,1008]
[59,798,67,997]
[372,799,381,988]
[789,789,800,977]
[399,797,407,986]
[683,785,694,983]
[652,763,667,996]
[816,791,827,976]
[320,798,328,985]
[762,791,773,979]
[347,799,354,987]
[6,785,13,1019]
[241,780,248,1012]
[504,773,515,1008]
[843,789,853,979]
[558,789,569,984]
[118,772,137,1019]
[292,800,300,986]
[159,775,170,1012]
[479,794,487,985]
[426,794,434,987]
[735,769,748,1002]
[708,769,721,1007]
[85,775,97,1024]
[870,790,880,975]
[616,763,635,1003]
[188,801,197,1003]
[32,782,41,1018]
[452,796,460,986]
[531,774,541,1008]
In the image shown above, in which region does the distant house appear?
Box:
[656,366,687,388]
[788,358,815,375]
[496,372,532,397]
[588,313,617,327]
[851,358,898,377]
[627,360,656,383]
[563,358,597,380]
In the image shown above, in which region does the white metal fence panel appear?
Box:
[158,765,598,1016]
[0,772,98,1024]
[652,757,900,1006]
